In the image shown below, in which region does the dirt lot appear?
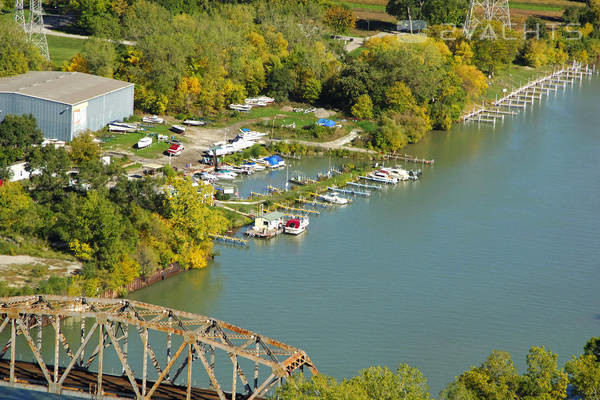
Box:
[0,255,81,289]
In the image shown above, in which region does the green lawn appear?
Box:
[509,1,564,11]
[484,64,555,102]
[46,35,86,67]
[101,127,188,159]
[337,1,387,12]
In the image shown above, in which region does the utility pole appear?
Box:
[464,0,511,36]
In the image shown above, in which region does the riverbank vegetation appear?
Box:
[0,115,229,297]
[2,0,600,155]
[274,337,600,400]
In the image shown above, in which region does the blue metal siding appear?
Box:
[76,85,134,137]
[0,93,72,142]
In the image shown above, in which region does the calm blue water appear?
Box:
[3,77,598,399]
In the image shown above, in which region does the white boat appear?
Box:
[318,193,349,205]
[183,120,205,126]
[142,115,164,124]
[171,125,186,134]
[238,128,267,141]
[229,104,252,112]
[245,96,274,105]
[198,172,218,182]
[380,167,411,181]
[367,171,398,184]
[284,217,309,235]
[168,144,184,156]
[214,171,236,180]
[230,138,255,151]
[137,136,153,149]
[209,144,236,156]
[108,124,136,133]
[243,161,265,171]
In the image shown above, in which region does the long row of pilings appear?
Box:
[462,62,596,126]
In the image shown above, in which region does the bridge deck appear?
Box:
[0,360,255,400]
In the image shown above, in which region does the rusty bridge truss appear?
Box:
[0,295,317,399]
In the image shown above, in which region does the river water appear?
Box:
[126,77,600,395]
[3,78,599,400]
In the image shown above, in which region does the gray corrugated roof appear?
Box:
[0,71,133,105]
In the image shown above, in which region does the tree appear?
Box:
[386,0,424,33]
[0,23,45,77]
[57,190,135,268]
[350,364,431,400]
[27,146,71,204]
[471,21,521,75]
[386,81,417,113]
[456,350,520,400]
[0,114,44,167]
[351,94,374,119]
[324,5,356,35]
[375,112,410,151]
[525,16,549,40]
[81,37,117,77]
[584,337,600,361]
[70,131,101,165]
[421,0,469,25]
[162,176,228,268]
[566,353,600,400]
[0,182,41,236]
[519,346,568,400]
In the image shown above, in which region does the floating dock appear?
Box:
[328,187,370,197]
[347,181,383,190]
[210,234,249,246]
[296,198,332,207]
[274,203,321,215]
[382,153,435,165]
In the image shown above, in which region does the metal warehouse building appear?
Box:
[0,71,134,142]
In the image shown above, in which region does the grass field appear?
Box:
[483,64,555,102]
[46,35,86,67]
[332,0,584,33]
[101,126,188,159]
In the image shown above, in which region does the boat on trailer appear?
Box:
[137,136,153,149]
[171,125,186,134]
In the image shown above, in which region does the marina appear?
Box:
[128,76,600,393]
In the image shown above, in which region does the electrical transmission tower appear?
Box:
[14,0,50,61]
[464,0,511,35]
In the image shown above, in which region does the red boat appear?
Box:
[284,217,309,235]
[168,144,184,156]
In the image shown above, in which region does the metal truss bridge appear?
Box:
[0,296,317,399]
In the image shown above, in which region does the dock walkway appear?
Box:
[462,62,596,126]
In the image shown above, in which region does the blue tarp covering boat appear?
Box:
[317,118,336,127]
[263,155,284,165]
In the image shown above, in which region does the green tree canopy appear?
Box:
[0,23,46,77]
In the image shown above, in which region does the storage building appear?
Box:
[0,71,134,142]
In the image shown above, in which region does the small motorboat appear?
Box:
[214,171,236,180]
[229,104,252,112]
[318,193,349,205]
[368,171,398,184]
[171,125,186,134]
[237,128,267,141]
[137,136,153,149]
[142,115,164,124]
[167,143,184,156]
[380,167,410,181]
[183,120,205,126]
[243,161,265,171]
[284,217,309,235]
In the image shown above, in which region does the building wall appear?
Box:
[0,84,134,142]
[0,93,71,142]
[74,85,134,138]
